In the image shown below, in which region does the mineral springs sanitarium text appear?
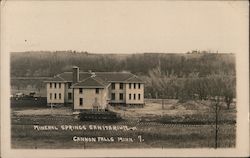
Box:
[33,125,143,142]
[33,125,137,131]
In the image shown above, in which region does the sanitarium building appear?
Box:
[45,66,145,110]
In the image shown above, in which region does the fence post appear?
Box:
[215,101,218,149]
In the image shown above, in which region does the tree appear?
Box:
[207,74,236,109]
[222,76,235,109]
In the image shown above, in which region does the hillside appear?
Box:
[11,51,236,103]
[11,51,235,77]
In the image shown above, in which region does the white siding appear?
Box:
[109,83,126,103]
[64,82,73,103]
[46,80,144,108]
[125,83,144,104]
[109,82,144,105]
[73,88,108,110]
[46,82,65,104]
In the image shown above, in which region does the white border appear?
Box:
[1,1,249,157]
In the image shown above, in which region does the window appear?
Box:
[68,82,72,89]
[54,93,57,99]
[138,94,141,100]
[95,88,99,94]
[129,83,131,89]
[79,98,83,106]
[68,93,72,100]
[138,83,141,89]
[129,94,131,100]
[111,93,115,100]
[119,93,123,100]
[50,83,52,88]
[54,83,57,88]
[119,83,123,89]
[59,83,61,88]
[134,94,136,100]
[59,93,61,99]
[134,83,136,89]
[111,83,115,90]
[79,88,83,94]
[50,93,52,100]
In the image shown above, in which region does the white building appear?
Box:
[45,67,144,110]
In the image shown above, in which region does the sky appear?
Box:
[2,1,249,54]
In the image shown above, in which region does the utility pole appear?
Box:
[215,101,218,149]
[213,97,220,149]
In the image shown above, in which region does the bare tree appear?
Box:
[222,76,235,109]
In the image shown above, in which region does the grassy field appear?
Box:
[11,99,236,149]
[111,99,236,124]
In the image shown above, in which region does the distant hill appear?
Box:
[11,51,236,100]
[11,51,235,78]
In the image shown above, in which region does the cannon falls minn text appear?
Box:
[33,125,143,143]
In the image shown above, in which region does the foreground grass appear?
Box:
[11,115,235,149]
[11,99,236,149]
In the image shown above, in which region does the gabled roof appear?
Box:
[46,71,144,88]
[125,75,144,83]
[44,75,67,82]
[72,76,109,88]
[48,72,138,82]
[59,72,90,82]
[93,72,134,82]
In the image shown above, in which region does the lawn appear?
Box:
[11,99,236,149]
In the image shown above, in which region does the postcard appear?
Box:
[1,0,249,157]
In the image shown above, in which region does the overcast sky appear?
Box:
[2,1,249,54]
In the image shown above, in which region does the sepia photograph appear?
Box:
[1,0,249,157]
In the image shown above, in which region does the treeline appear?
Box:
[142,67,235,109]
[11,51,235,77]
[11,51,236,106]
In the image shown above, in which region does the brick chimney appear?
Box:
[73,66,79,83]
